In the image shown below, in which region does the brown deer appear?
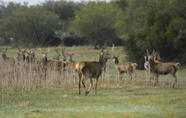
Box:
[75,49,113,96]
[63,53,77,72]
[144,50,161,73]
[112,56,137,82]
[53,47,68,61]
[112,44,115,52]
[22,49,45,74]
[100,49,111,79]
[17,49,26,65]
[0,48,15,66]
[147,50,180,88]
[39,48,65,74]
[131,62,138,78]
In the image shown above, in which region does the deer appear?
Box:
[131,62,138,78]
[39,48,66,74]
[112,56,137,82]
[53,47,68,61]
[17,49,27,65]
[0,48,15,66]
[75,49,113,96]
[144,51,161,73]
[147,50,180,88]
[21,49,45,75]
[112,44,115,52]
[63,53,77,72]
[99,49,111,79]
[144,56,149,72]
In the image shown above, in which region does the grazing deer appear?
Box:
[147,50,180,88]
[75,49,113,96]
[113,56,137,82]
[0,48,15,66]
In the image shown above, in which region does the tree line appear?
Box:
[0,0,186,66]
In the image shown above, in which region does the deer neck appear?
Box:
[42,57,48,66]
[22,54,26,62]
[144,56,147,62]
[149,58,157,69]
[114,58,119,65]
[99,56,107,68]
[2,54,7,61]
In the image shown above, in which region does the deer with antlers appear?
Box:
[147,50,181,88]
[75,49,113,96]
[53,47,68,61]
[40,48,66,74]
[17,49,27,65]
[0,48,15,66]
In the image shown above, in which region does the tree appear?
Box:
[0,2,21,45]
[0,5,60,48]
[69,1,122,49]
[114,0,186,66]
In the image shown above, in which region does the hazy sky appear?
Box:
[3,0,109,6]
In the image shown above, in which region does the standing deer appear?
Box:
[147,50,180,88]
[64,53,76,72]
[53,47,68,61]
[144,56,149,72]
[112,44,115,52]
[0,48,15,66]
[75,49,113,96]
[112,56,137,82]
[39,48,66,74]
[99,49,111,79]
[17,49,27,65]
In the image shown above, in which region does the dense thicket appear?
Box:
[0,0,185,66]
[114,0,186,67]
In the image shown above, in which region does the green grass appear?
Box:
[0,46,186,118]
[1,87,186,118]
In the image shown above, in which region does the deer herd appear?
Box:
[0,47,181,95]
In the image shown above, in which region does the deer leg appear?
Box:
[95,78,98,95]
[173,76,177,88]
[102,67,106,79]
[78,72,82,95]
[171,73,177,88]
[128,71,132,82]
[153,74,158,86]
[86,77,93,95]
[82,75,89,96]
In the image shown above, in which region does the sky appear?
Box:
[3,0,109,6]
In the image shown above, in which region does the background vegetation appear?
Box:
[0,0,186,67]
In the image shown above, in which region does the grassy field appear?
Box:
[0,46,186,118]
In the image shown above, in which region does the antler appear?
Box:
[61,47,66,56]
[146,49,149,55]
[47,47,50,53]
[54,47,61,56]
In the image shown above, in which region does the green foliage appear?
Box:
[69,1,122,48]
[0,5,60,47]
[115,0,186,66]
